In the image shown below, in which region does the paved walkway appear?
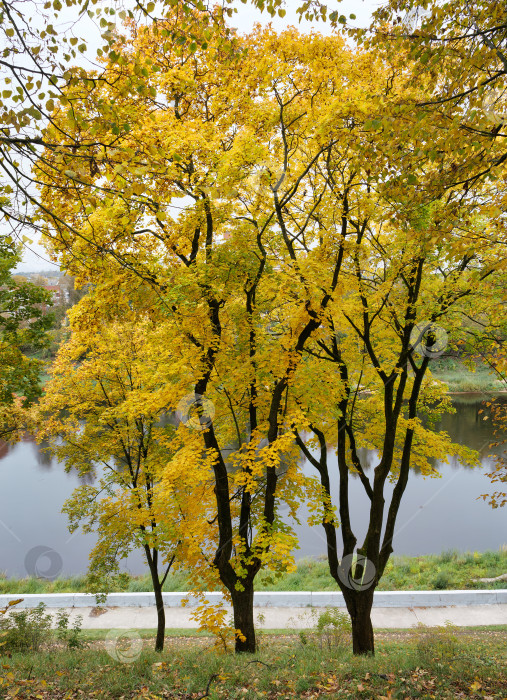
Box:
[3,589,506,608]
[47,604,507,630]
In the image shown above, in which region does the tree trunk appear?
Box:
[153,577,165,652]
[343,588,375,655]
[231,585,256,653]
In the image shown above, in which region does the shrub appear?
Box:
[315,608,351,649]
[432,571,451,590]
[0,602,52,652]
[55,609,84,649]
[0,603,85,653]
[414,622,462,664]
[0,599,23,652]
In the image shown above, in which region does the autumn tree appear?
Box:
[269,24,507,646]
[35,14,394,652]
[233,46,506,650]
[34,5,507,658]
[290,197,503,653]
[35,287,213,652]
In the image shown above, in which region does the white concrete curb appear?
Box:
[1,589,506,609]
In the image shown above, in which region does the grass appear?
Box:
[258,549,507,592]
[1,549,506,595]
[430,357,506,392]
[1,627,506,698]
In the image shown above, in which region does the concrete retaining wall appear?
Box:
[1,589,506,609]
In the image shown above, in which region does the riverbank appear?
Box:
[2,550,506,594]
[37,355,506,393]
[431,357,506,393]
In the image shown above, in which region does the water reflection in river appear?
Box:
[296,395,506,559]
[0,395,505,577]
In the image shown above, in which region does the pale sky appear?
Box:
[16,0,380,272]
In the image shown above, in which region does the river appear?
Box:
[0,394,505,578]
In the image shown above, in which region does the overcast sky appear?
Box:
[16,0,380,272]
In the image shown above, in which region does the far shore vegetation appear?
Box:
[431,357,506,393]
[2,549,506,594]
[35,354,507,393]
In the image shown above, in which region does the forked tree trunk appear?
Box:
[342,588,375,655]
[230,585,256,653]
